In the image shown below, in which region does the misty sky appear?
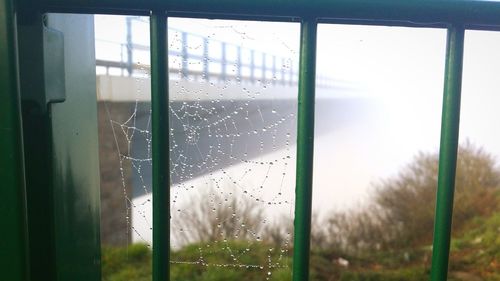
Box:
[94,16,500,243]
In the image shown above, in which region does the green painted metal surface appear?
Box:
[18,23,67,280]
[430,25,465,281]
[18,15,58,281]
[292,18,317,281]
[0,0,30,279]
[48,14,101,281]
[25,0,500,28]
[151,11,170,281]
[19,13,101,281]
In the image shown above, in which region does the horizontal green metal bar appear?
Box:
[430,24,465,281]
[292,18,317,281]
[150,10,170,281]
[29,0,500,27]
[0,0,30,279]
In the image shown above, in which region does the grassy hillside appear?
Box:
[102,206,500,281]
[102,145,500,281]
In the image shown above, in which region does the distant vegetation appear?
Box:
[103,143,500,281]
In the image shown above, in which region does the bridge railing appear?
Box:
[96,26,336,88]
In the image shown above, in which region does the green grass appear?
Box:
[338,267,428,281]
[447,212,500,280]
[102,243,152,281]
[102,241,292,281]
[102,211,500,281]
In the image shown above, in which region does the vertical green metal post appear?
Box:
[430,25,465,281]
[151,10,170,281]
[292,18,317,281]
[0,0,30,279]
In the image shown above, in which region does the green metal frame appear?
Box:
[16,13,102,281]
[431,25,465,281]
[24,0,500,28]
[292,18,317,281]
[150,11,170,281]
[0,0,30,280]
[2,0,491,280]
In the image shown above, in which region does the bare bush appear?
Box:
[318,142,500,255]
[171,187,265,245]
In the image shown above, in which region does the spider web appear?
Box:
[168,19,299,280]
[100,17,299,280]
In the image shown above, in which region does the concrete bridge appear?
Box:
[96,26,360,194]
[95,23,371,245]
